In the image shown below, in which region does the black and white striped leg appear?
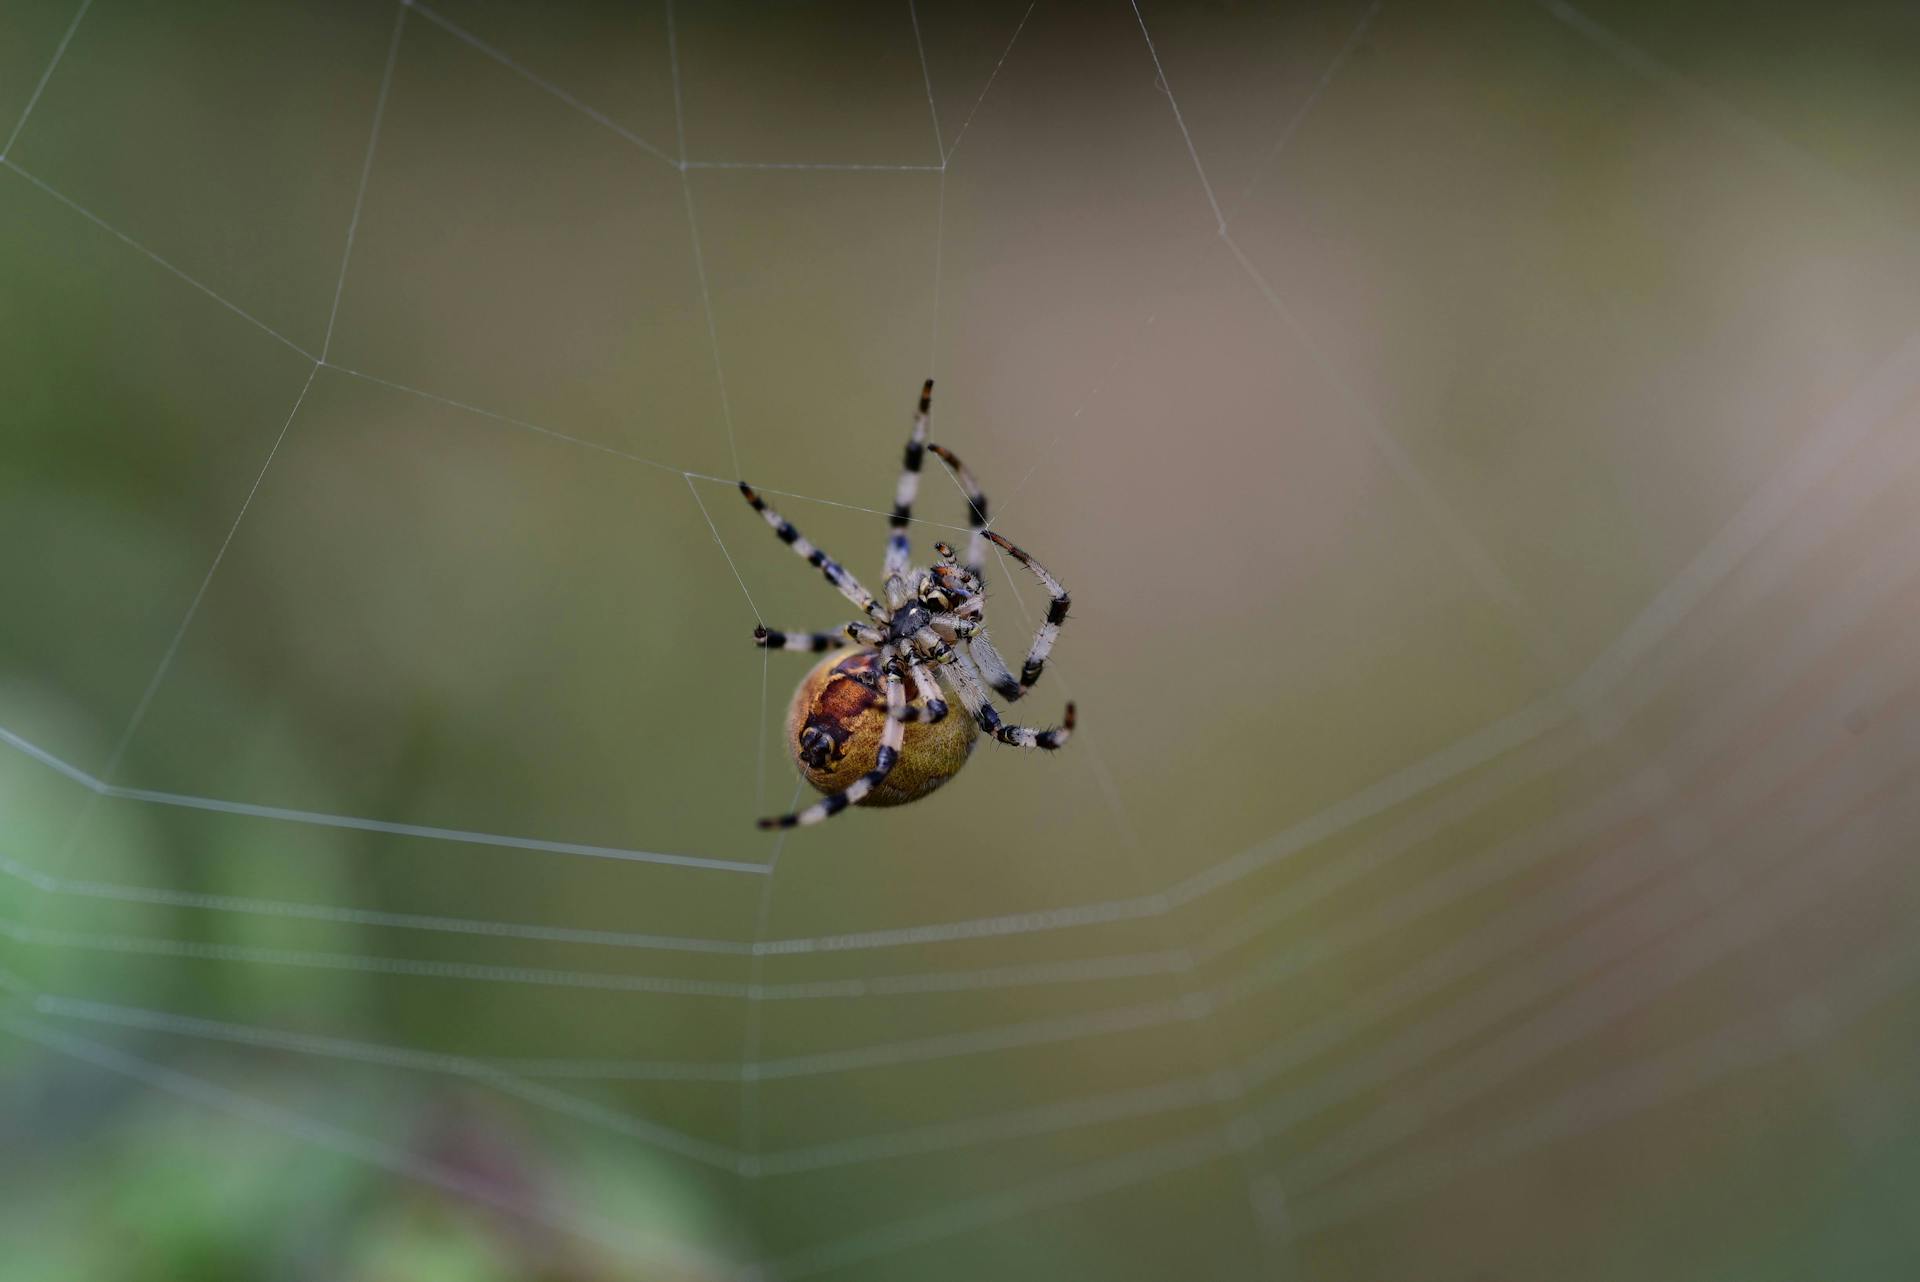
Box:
[931,562,1017,698]
[946,648,1074,750]
[897,657,950,724]
[753,625,853,653]
[912,625,958,667]
[738,482,884,620]
[929,612,981,641]
[928,442,990,580]
[990,702,1075,749]
[845,621,888,647]
[757,648,909,829]
[965,632,1026,702]
[884,572,910,614]
[885,379,934,578]
[982,530,1070,693]
[939,647,995,726]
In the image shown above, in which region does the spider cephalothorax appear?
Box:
[740,380,1074,829]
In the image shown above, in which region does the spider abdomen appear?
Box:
[786,649,976,807]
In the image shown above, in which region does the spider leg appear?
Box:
[927,443,990,582]
[752,625,853,653]
[964,631,1026,702]
[938,644,1074,750]
[982,530,1071,694]
[884,573,911,614]
[758,645,910,829]
[884,379,935,578]
[911,624,958,668]
[928,612,981,640]
[738,482,884,620]
[929,609,1021,700]
[896,654,950,724]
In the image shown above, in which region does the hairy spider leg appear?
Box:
[928,442,991,583]
[965,629,1025,702]
[928,607,1023,701]
[895,655,950,724]
[752,625,853,653]
[758,645,911,829]
[912,624,958,667]
[928,612,980,639]
[983,530,1071,694]
[932,538,1024,700]
[942,646,1074,750]
[885,572,911,614]
[738,482,885,620]
[885,379,935,579]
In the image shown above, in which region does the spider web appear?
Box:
[5,1,1920,1278]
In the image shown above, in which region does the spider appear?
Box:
[739,379,1074,829]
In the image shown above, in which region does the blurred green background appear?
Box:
[4,0,1920,1278]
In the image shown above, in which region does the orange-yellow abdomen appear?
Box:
[786,649,977,806]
